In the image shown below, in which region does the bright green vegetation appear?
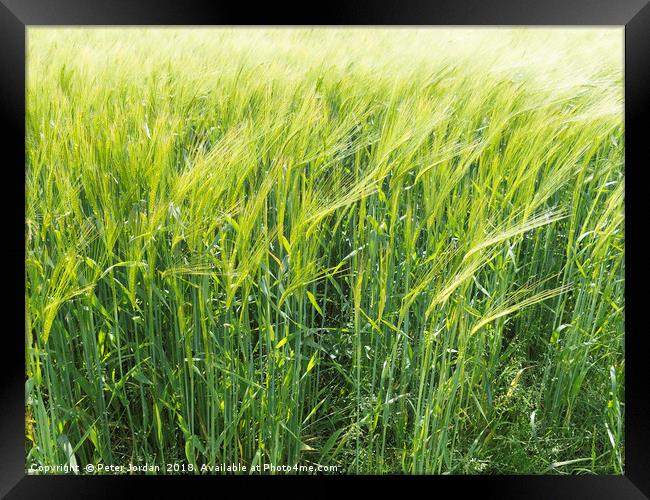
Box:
[25,28,624,474]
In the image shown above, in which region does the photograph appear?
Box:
[25,27,625,475]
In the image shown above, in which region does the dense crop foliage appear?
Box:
[26,28,624,474]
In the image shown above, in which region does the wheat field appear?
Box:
[25,28,624,474]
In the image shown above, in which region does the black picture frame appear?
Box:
[2,1,648,497]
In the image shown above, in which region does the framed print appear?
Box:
[2,0,648,497]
